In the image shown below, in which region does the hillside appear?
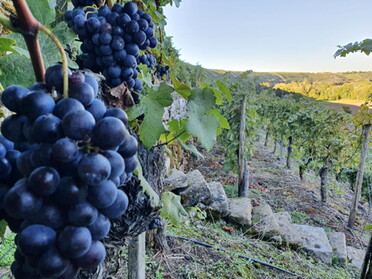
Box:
[202,68,372,85]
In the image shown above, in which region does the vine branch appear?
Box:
[12,0,45,82]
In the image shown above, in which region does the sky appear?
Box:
[163,0,372,73]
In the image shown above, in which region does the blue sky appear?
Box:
[163,0,372,72]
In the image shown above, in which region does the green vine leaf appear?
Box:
[185,87,219,150]
[160,191,188,227]
[133,156,160,208]
[365,225,372,231]
[26,0,55,27]
[178,140,204,159]
[171,77,191,100]
[216,80,232,101]
[139,83,174,148]
[208,108,230,135]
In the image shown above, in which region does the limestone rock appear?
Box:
[227,197,252,225]
[346,246,365,269]
[327,232,347,266]
[179,170,212,207]
[273,212,303,246]
[206,182,229,218]
[293,225,333,264]
[164,169,188,192]
[251,204,280,237]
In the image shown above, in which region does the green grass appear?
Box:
[160,221,359,279]
[0,233,15,267]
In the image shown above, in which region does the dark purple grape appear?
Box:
[87,213,110,240]
[114,49,127,61]
[30,114,64,143]
[69,82,95,107]
[120,67,133,80]
[57,226,92,259]
[84,74,99,96]
[137,19,149,31]
[62,110,96,140]
[102,150,125,179]
[133,30,146,45]
[52,137,79,163]
[1,85,29,113]
[86,99,106,121]
[28,166,60,197]
[54,176,88,207]
[37,247,70,278]
[68,202,98,226]
[118,135,138,158]
[124,156,138,173]
[21,91,55,121]
[53,98,85,119]
[1,114,27,142]
[125,43,139,57]
[0,135,14,151]
[45,64,72,93]
[105,109,123,127]
[86,17,101,34]
[18,224,56,257]
[99,32,112,45]
[29,203,65,230]
[77,153,111,185]
[122,54,137,68]
[123,2,138,15]
[73,240,106,269]
[4,179,42,219]
[88,180,118,208]
[100,190,128,219]
[125,20,139,34]
[107,11,119,25]
[117,13,131,27]
[92,117,129,149]
[111,36,125,51]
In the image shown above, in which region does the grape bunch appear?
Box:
[137,53,156,69]
[0,64,138,279]
[155,64,169,79]
[64,2,158,92]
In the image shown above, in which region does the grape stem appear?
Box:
[154,130,186,148]
[39,25,69,98]
[11,0,45,82]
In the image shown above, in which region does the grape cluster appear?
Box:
[137,53,156,69]
[155,64,169,79]
[64,2,158,92]
[0,64,138,279]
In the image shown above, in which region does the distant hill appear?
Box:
[202,68,372,85]
[197,67,372,100]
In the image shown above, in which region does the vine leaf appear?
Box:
[365,225,372,231]
[160,191,188,227]
[208,108,230,135]
[216,80,232,101]
[185,87,219,151]
[0,22,77,87]
[26,0,55,27]
[171,77,191,100]
[139,82,173,148]
[133,156,160,208]
[178,140,204,159]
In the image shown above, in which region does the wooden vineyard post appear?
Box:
[238,95,249,197]
[128,232,146,279]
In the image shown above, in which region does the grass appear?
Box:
[158,221,360,279]
[0,233,15,267]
